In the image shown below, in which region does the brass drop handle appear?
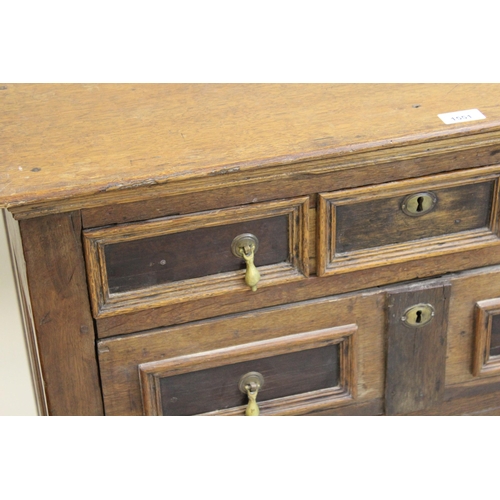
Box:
[239,371,264,416]
[231,234,261,292]
[241,245,260,292]
[245,382,260,416]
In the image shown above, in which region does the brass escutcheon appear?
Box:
[401,303,435,328]
[401,192,437,216]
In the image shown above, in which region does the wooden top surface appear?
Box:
[1,84,500,209]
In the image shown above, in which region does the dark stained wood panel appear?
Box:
[19,212,103,415]
[159,345,339,415]
[385,280,451,415]
[105,215,288,293]
[490,314,500,357]
[335,181,493,253]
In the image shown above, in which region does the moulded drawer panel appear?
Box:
[104,216,289,294]
[83,197,309,318]
[145,339,344,416]
[335,181,493,253]
[318,166,500,277]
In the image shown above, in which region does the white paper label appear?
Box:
[438,109,486,124]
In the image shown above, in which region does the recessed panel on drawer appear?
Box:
[83,197,309,318]
[318,166,500,277]
[335,182,492,253]
[473,297,500,378]
[158,345,339,415]
[105,216,289,294]
[491,316,500,357]
[139,324,357,416]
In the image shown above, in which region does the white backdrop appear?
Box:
[0,210,38,415]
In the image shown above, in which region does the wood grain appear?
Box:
[303,398,384,416]
[84,198,309,318]
[158,346,339,416]
[19,212,103,415]
[99,291,384,416]
[139,326,356,416]
[318,165,500,277]
[6,84,500,416]
[407,375,500,415]
[101,261,500,415]
[98,266,500,415]
[335,181,493,252]
[2,84,500,214]
[472,298,500,378]
[440,266,500,388]
[490,315,500,356]
[385,280,451,415]
[104,215,289,293]
[80,143,500,229]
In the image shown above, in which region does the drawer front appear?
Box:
[140,327,354,416]
[318,166,500,276]
[97,290,389,416]
[84,197,309,317]
[156,345,340,415]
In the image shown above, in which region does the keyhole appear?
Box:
[416,196,424,212]
[402,304,434,328]
[416,310,422,324]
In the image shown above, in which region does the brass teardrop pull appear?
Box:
[245,383,260,416]
[239,371,264,416]
[231,233,261,292]
[241,245,260,292]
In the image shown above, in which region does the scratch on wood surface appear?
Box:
[208,166,241,176]
[67,266,76,285]
[40,312,51,325]
[0,174,8,192]
[129,156,162,164]
[101,179,160,192]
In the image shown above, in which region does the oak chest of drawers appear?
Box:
[3,84,500,415]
